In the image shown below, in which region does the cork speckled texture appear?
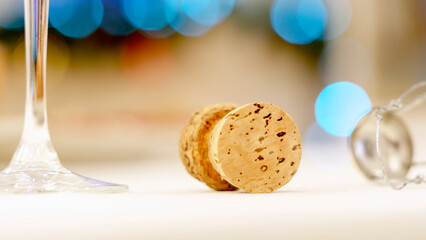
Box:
[209,102,302,193]
[179,103,238,191]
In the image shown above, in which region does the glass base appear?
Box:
[1,136,128,194]
[0,167,128,194]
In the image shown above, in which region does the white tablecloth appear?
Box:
[1,157,425,240]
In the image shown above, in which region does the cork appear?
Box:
[179,103,238,191]
[209,102,302,193]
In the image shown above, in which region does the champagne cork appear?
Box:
[179,102,302,193]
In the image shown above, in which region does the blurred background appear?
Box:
[0,0,424,174]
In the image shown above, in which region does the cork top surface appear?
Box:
[209,102,302,193]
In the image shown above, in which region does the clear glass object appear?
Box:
[0,0,128,193]
[351,111,412,181]
[351,81,426,189]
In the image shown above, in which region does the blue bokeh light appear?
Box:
[0,0,24,30]
[101,0,135,36]
[165,0,210,37]
[270,0,328,45]
[181,0,235,26]
[315,82,372,137]
[298,0,327,40]
[122,0,168,31]
[50,0,104,38]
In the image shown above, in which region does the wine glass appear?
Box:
[0,0,128,193]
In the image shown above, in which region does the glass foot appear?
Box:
[0,167,128,194]
[0,140,128,194]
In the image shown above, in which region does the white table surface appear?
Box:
[1,155,425,240]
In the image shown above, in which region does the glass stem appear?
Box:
[0,0,127,193]
[9,0,58,167]
[22,0,50,142]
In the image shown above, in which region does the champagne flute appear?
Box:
[0,0,128,193]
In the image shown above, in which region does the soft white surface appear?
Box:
[1,157,426,240]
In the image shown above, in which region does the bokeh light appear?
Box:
[315,82,372,137]
[122,0,168,31]
[298,0,328,40]
[322,0,352,40]
[181,0,235,26]
[319,38,373,86]
[303,122,351,171]
[0,0,24,30]
[101,0,135,36]
[50,0,104,38]
[165,0,211,37]
[270,0,328,45]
